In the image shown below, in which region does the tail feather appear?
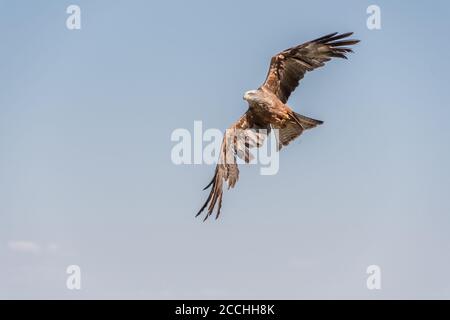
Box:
[293,112,323,129]
[276,112,323,149]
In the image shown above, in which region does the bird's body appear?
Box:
[245,89,288,124]
[197,32,360,221]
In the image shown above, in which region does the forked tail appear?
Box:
[292,112,323,129]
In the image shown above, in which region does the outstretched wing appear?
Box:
[196,112,268,221]
[261,32,360,103]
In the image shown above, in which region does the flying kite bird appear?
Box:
[196,32,359,221]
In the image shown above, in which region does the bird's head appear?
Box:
[243,90,258,102]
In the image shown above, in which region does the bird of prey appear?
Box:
[196,32,359,221]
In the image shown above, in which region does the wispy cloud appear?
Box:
[8,241,42,255]
[7,241,62,255]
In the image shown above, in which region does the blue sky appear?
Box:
[1,0,450,299]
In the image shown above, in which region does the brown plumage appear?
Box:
[197,32,360,221]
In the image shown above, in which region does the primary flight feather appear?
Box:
[196,32,360,221]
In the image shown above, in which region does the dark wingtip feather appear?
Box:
[195,207,205,218]
[330,52,347,59]
[312,32,338,42]
[203,181,213,190]
[203,176,215,190]
[330,32,354,40]
[196,190,213,217]
[322,32,357,44]
[324,32,360,59]
[330,40,360,47]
